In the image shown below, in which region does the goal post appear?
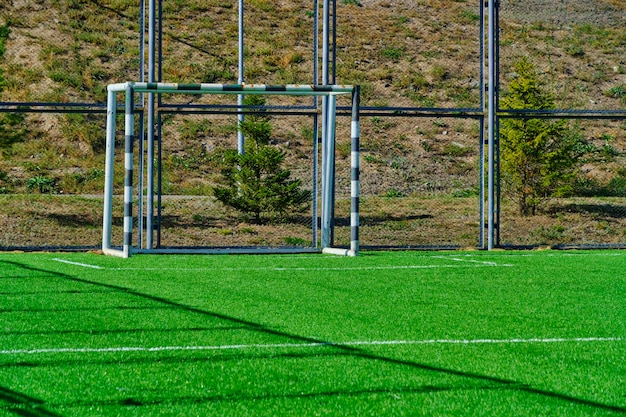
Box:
[102,82,360,258]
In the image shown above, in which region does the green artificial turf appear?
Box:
[0,250,625,416]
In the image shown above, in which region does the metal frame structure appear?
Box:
[490,1,626,247]
[145,0,326,250]
[2,0,625,252]
[102,82,360,258]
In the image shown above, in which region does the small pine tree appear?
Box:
[500,58,585,216]
[0,23,9,98]
[213,96,310,224]
[0,112,26,149]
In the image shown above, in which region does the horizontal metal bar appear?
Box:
[338,110,484,119]
[0,107,107,114]
[500,108,626,116]
[3,98,623,120]
[0,101,107,108]
[158,103,318,111]
[497,110,626,120]
[359,105,483,113]
[109,82,354,95]
[158,109,319,117]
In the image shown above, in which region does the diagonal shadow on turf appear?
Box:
[0,385,64,417]
[0,289,113,296]
[2,260,625,414]
[0,306,178,313]
[2,325,248,337]
[47,384,509,410]
[0,350,354,369]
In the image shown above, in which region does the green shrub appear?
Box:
[442,142,472,157]
[0,113,27,149]
[605,85,626,105]
[0,22,11,112]
[500,58,587,216]
[0,22,9,58]
[0,170,10,194]
[383,188,405,198]
[26,175,59,194]
[284,236,309,246]
[381,46,404,62]
[606,168,626,197]
[60,114,105,153]
[459,10,480,23]
[213,96,310,224]
[532,224,568,243]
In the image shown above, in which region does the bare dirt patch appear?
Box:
[501,0,625,28]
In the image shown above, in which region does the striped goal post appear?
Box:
[102,82,360,258]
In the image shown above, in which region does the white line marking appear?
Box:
[52,258,103,269]
[1,337,622,355]
[432,256,504,266]
[270,264,513,271]
[94,264,510,271]
[50,261,511,272]
[343,337,625,346]
[448,252,624,259]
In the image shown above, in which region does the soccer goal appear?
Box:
[101,82,360,258]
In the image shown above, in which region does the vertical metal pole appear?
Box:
[495,118,501,246]
[331,0,337,84]
[321,94,336,249]
[329,0,338,245]
[487,0,496,250]
[123,85,135,258]
[157,112,163,248]
[321,0,333,245]
[237,0,245,154]
[494,0,501,247]
[102,88,116,251]
[313,0,319,85]
[479,0,485,111]
[138,0,146,245]
[158,0,163,83]
[137,0,146,249]
[479,117,485,249]
[320,110,329,248]
[146,0,156,250]
[313,0,320,246]
[322,0,330,86]
[479,0,486,249]
[350,87,360,256]
[156,0,164,248]
[139,0,145,84]
[312,113,319,246]
[137,112,144,249]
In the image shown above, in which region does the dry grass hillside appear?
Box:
[0,0,625,248]
[1,0,624,185]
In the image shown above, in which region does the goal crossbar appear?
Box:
[102,82,360,258]
[107,82,355,96]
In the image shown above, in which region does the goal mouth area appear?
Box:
[102,82,360,258]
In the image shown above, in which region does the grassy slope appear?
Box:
[0,0,624,193]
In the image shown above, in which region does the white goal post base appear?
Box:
[322,247,357,257]
[102,82,360,258]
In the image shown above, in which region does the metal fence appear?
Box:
[0,0,625,251]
